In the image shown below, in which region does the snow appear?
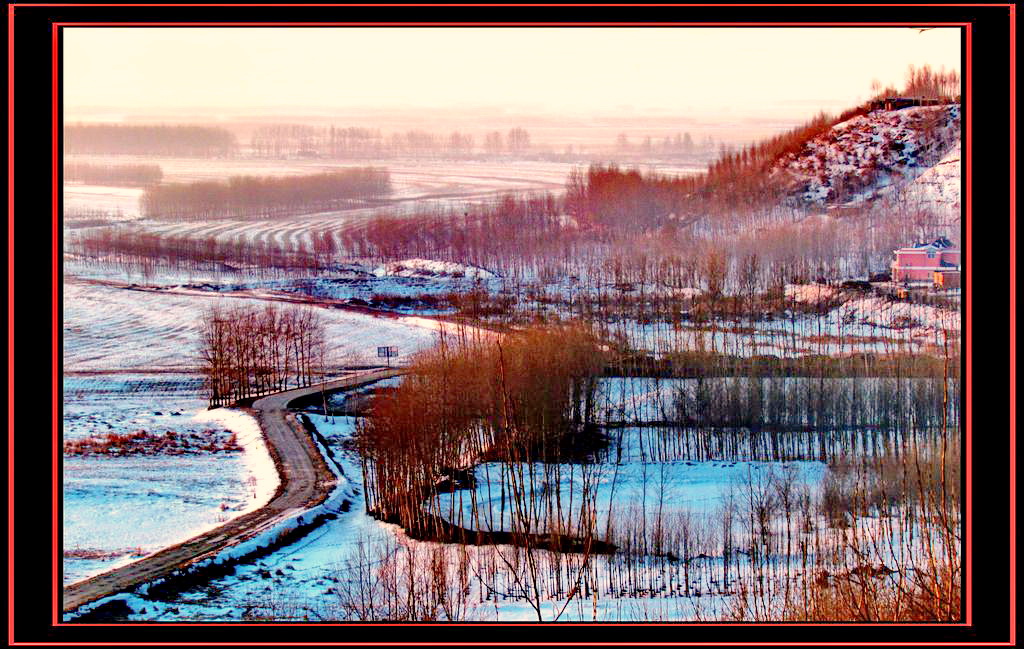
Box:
[63,276,445,371]
[775,104,960,206]
[63,184,144,221]
[430,458,827,535]
[830,294,959,332]
[62,377,275,586]
[373,258,497,280]
[194,407,279,507]
[785,283,838,305]
[890,139,961,220]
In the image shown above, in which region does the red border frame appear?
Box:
[4,4,1006,644]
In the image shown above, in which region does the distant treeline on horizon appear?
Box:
[64,124,238,157]
[62,122,719,160]
[63,161,163,186]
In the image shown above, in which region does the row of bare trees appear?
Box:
[249,125,532,159]
[66,228,325,277]
[199,303,326,406]
[142,168,391,220]
[901,64,961,102]
[64,124,238,157]
[63,162,163,186]
[357,325,603,543]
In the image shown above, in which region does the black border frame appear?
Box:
[8,2,1014,646]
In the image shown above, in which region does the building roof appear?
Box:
[914,236,955,249]
[894,237,959,254]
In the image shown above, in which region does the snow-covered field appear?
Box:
[63,276,446,372]
[62,157,578,233]
[63,256,503,315]
[62,375,277,585]
[62,251,457,590]
[374,258,497,280]
[63,184,145,221]
[63,155,700,201]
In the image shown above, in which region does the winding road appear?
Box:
[61,368,403,614]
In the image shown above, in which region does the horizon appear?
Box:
[64,26,961,126]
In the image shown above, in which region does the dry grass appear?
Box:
[63,429,241,456]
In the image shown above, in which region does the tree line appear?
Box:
[141,168,392,220]
[357,325,604,545]
[70,187,951,310]
[66,228,329,276]
[64,124,238,157]
[250,125,532,159]
[199,303,326,406]
[63,162,163,186]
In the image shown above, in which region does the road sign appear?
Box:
[377,346,398,367]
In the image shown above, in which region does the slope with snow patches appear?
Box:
[774,104,960,206]
[890,139,961,220]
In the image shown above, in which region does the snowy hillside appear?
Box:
[889,139,961,220]
[774,104,960,206]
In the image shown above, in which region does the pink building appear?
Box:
[891,237,960,283]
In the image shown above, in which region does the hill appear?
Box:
[772,104,960,207]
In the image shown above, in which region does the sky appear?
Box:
[63,27,961,121]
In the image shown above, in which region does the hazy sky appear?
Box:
[64,27,961,119]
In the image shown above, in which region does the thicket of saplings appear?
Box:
[63,162,163,186]
[141,168,392,220]
[64,124,238,157]
[198,303,326,407]
[63,207,125,229]
[598,377,958,465]
[346,324,960,621]
[357,325,605,548]
[65,227,334,276]
[70,185,940,296]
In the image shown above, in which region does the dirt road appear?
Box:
[61,369,403,614]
